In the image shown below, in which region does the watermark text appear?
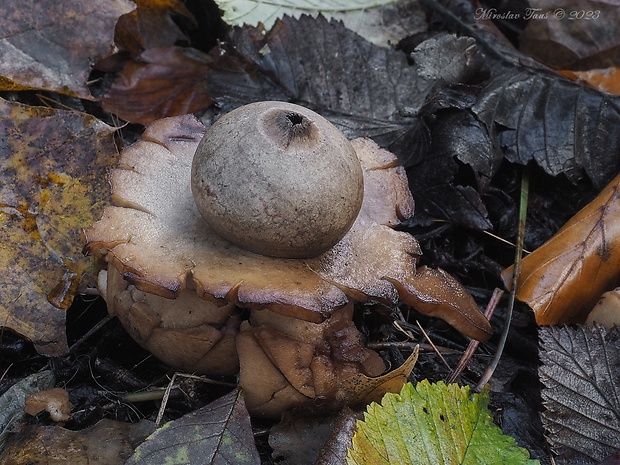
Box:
[474,8,601,21]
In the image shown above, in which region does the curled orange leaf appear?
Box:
[502,173,620,325]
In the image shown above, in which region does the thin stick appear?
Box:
[155,373,178,427]
[122,386,179,403]
[153,373,236,427]
[69,314,114,353]
[416,321,452,371]
[0,363,12,384]
[446,288,503,384]
[475,167,529,391]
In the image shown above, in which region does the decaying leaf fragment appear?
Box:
[24,387,72,422]
[540,325,620,464]
[114,0,195,55]
[102,46,214,125]
[502,172,620,325]
[0,419,154,465]
[0,99,118,355]
[587,287,620,328]
[519,0,620,70]
[0,0,134,98]
[560,68,620,96]
[125,388,259,465]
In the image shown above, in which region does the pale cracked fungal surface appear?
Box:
[84,113,490,416]
[84,115,420,324]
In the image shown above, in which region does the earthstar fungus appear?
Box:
[191,102,364,258]
[84,102,492,417]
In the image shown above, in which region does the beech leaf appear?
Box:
[347,380,538,465]
[125,388,260,465]
[540,325,620,465]
[502,172,620,325]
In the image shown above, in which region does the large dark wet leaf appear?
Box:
[472,67,620,189]
[205,14,428,146]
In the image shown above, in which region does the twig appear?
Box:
[416,321,452,371]
[475,167,530,391]
[69,314,114,353]
[446,288,503,384]
[154,373,236,427]
[121,386,180,403]
[0,363,12,384]
[367,341,460,354]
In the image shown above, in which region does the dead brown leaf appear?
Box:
[102,46,213,124]
[502,172,620,325]
[0,0,134,98]
[0,99,117,355]
[115,0,196,56]
[519,0,620,70]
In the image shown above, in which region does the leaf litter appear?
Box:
[2,0,620,464]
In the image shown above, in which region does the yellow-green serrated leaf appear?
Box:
[347,380,539,465]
